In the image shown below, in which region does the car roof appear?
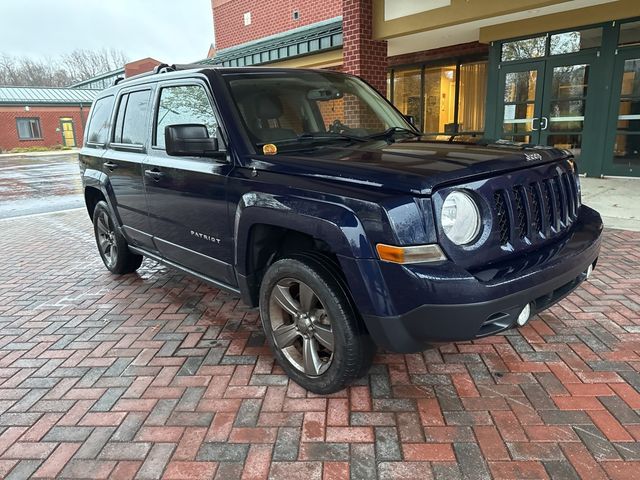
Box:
[96,66,348,98]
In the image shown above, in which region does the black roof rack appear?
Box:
[112,63,207,87]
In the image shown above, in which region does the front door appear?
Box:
[144,81,236,286]
[498,53,598,165]
[60,118,76,147]
[602,46,640,176]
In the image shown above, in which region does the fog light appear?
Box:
[585,264,593,280]
[516,304,531,327]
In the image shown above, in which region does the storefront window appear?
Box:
[501,36,546,61]
[458,62,487,133]
[389,59,487,135]
[393,68,422,128]
[423,65,456,133]
[550,28,602,55]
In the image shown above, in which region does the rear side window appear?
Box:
[86,95,115,145]
[113,90,151,145]
[155,84,218,149]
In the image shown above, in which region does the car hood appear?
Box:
[248,138,570,196]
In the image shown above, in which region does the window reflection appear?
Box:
[393,68,422,129]
[550,28,602,55]
[501,36,546,61]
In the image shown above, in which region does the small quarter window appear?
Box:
[86,95,115,145]
[16,118,42,140]
[155,85,218,149]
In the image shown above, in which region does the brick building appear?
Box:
[0,87,96,152]
[206,0,640,178]
[0,58,163,153]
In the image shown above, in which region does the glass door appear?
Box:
[498,62,545,144]
[539,53,597,163]
[603,46,640,177]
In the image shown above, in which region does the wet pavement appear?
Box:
[0,152,83,219]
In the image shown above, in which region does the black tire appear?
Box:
[92,201,143,274]
[259,255,375,394]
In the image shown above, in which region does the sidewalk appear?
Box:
[581,176,640,231]
[0,148,80,159]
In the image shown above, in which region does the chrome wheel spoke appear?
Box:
[273,285,302,317]
[298,282,316,312]
[313,323,334,351]
[302,336,322,376]
[109,243,117,262]
[272,323,300,349]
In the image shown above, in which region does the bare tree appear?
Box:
[0,49,129,87]
[61,48,129,82]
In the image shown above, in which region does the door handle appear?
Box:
[144,169,165,181]
[104,161,118,170]
[531,117,539,131]
[540,117,549,130]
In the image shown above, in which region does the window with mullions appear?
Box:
[390,60,487,135]
[16,118,42,140]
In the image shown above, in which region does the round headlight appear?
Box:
[441,190,481,245]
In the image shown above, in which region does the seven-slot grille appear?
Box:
[494,168,580,246]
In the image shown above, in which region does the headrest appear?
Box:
[255,93,283,120]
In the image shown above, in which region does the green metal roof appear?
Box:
[0,86,98,105]
[70,67,125,89]
[200,17,342,67]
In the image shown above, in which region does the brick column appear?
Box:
[342,0,388,96]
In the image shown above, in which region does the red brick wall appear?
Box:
[342,0,387,95]
[212,0,342,50]
[0,106,89,152]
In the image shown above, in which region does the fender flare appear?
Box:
[233,191,374,277]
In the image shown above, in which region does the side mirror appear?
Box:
[165,124,219,157]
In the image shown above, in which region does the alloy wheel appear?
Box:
[96,211,117,268]
[268,278,335,376]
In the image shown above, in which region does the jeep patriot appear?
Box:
[80,64,602,393]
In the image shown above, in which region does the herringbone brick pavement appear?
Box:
[0,209,638,480]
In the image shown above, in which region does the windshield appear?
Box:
[223,70,417,151]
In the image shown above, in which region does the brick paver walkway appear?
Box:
[0,209,638,479]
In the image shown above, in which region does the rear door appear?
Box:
[144,79,236,285]
[105,87,155,248]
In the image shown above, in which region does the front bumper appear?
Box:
[354,206,603,353]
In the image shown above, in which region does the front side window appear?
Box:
[86,95,115,145]
[224,71,413,150]
[155,85,217,149]
[16,118,42,140]
[113,90,151,145]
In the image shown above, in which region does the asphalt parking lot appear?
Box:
[0,154,638,479]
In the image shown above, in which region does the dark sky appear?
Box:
[0,0,215,64]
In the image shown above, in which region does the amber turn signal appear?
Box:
[376,243,446,264]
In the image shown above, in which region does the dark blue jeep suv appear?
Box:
[80,64,602,393]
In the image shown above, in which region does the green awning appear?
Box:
[200,17,342,67]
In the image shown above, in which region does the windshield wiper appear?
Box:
[366,127,419,141]
[297,132,368,143]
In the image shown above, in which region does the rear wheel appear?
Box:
[259,255,375,394]
[93,201,142,274]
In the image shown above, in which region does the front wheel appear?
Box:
[259,256,375,394]
[92,201,143,274]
